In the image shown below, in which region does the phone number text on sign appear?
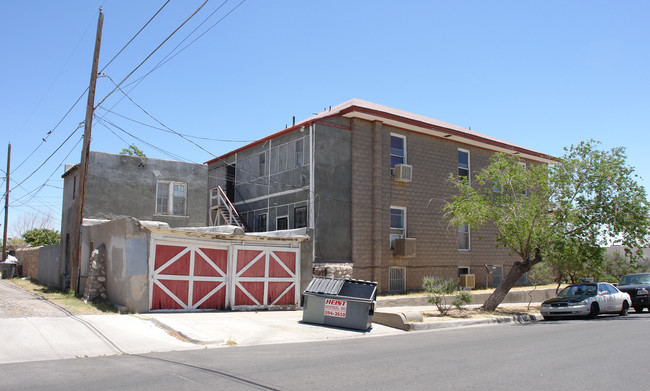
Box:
[324,298,347,318]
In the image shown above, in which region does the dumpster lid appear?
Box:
[304,277,377,301]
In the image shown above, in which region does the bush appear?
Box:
[452,290,473,309]
[423,276,473,315]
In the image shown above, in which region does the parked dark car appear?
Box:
[541,282,631,320]
[617,273,650,313]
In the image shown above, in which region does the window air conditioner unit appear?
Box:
[460,274,475,289]
[393,164,412,182]
[393,238,416,257]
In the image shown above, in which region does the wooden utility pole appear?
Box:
[70,8,103,293]
[2,143,10,262]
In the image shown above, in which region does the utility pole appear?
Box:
[70,8,103,293]
[2,143,10,262]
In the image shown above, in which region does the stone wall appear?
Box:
[15,247,39,279]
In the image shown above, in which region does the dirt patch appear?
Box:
[422,305,540,322]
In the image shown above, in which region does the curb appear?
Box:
[150,317,224,345]
[373,311,539,331]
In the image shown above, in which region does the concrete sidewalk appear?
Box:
[0,285,548,364]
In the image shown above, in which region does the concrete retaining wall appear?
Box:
[377,287,559,308]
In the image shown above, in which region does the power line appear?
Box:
[94,0,209,110]
[95,116,192,162]
[97,107,253,142]
[10,125,83,192]
[99,1,172,74]
[122,0,244,91]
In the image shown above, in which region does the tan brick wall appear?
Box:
[350,118,523,292]
[15,247,39,280]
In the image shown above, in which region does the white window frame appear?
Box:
[276,215,289,230]
[458,223,470,251]
[156,180,187,216]
[458,148,470,182]
[390,206,407,249]
[390,133,407,171]
[458,267,471,276]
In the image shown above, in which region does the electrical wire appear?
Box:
[97,107,253,142]
[12,2,170,175]
[99,1,171,74]
[121,0,245,91]
[95,116,192,162]
[10,125,83,192]
[94,0,209,110]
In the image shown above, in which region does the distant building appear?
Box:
[207,99,554,292]
[59,151,208,289]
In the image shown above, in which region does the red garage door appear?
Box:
[150,242,228,311]
[232,246,300,309]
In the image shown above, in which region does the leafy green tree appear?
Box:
[22,228,61,247]
[601,251,643,280]
[445,140,650,311]
[119,144,146,157]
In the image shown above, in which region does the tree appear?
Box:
[9,211,57,238]
[119,144,146,157]
[22,228,60,247]
[445,140,650,311]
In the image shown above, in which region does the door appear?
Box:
[231,246,300,309]
[150,241,228,311]
[226,164,236,201]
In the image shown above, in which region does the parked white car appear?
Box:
[541,282,631,320]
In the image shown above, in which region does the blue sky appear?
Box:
[1,0,649,236]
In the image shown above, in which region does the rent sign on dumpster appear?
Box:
[324,298,347,318]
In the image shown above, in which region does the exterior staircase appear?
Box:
[209,186,248,231]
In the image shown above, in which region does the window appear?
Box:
[72,176,77,200]
[258,153,266,177]
[295,139,304,166]
[294,206,307,228]
[277,216,288,230]
[156,181,186,216]
[492,265,503,286]
[257,213,267,232]
[458,149,470,181]
[390,134,406,170]
[458,223,470,251]
[389,267,406,293]
[458,267,471,276]
[390,207,406,248]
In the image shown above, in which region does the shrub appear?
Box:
[423,276,473,315]
[452,290,473,309]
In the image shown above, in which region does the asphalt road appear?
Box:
[2,313,648,390]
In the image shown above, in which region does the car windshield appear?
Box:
[557,284,598,298]
[619,274,650,285]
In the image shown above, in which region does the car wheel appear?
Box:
[587,303,599,319]
[634,306,644,313]
[543,315,555,321]
[619,301,629,316]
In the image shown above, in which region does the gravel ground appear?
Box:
[0,280,68,318]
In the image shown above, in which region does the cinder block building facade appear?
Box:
[207,99,553,292]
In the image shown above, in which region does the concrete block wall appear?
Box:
[350,117,524,292]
